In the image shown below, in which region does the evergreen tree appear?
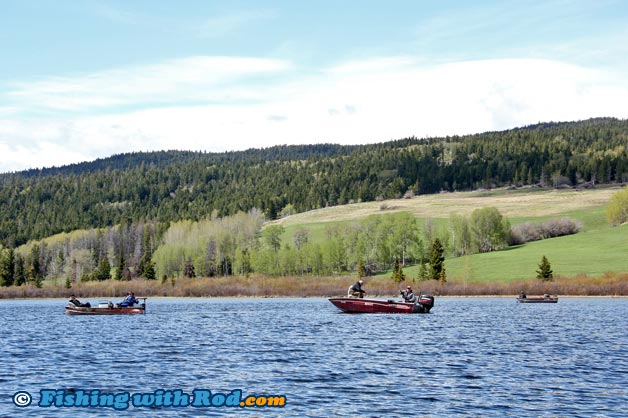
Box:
[391,257,405,283]
[143,260,156,280]
[183,259,196,278]
[536,255,553,281]
[439,266,447,284]
[14,254,26,286]
[115,252,125,281]
[115,228,125,281]
[357,260,367,278]
[34,271,43,288]
[239,248,252,277]
[28,244,42,284]
[138,226,154,278]
[0,247,15,286]
[94,258,112,281]
[429,239,445,281]
[417,259,429,281]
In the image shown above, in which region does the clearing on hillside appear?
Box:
[274,187,617,226]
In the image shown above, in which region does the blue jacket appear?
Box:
[120,295,138,307]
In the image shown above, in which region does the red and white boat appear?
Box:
[65,299,147,315]
[328,295,434,314]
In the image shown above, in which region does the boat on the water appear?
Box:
[65,299,147,315]
[328,295,434,314]
[516,294,558,303]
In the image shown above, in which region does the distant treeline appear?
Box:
[1,117,628,246]
[0,208,581,287]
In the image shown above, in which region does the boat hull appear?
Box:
[328,297,433,314]
[65,305,145,315]
[516,297,558,303]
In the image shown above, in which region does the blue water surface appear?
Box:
[0,297,626,417]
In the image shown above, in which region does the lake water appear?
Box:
[0,297,626,417]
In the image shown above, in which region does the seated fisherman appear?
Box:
[68,294,91,307]
[400,286,416,303]
[119,292,138,307]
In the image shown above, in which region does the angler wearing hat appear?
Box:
[400,286,416,303]
[348,279,366,298]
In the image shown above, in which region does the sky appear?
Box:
[1,0,628,173]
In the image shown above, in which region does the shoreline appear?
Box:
[1,273,626,299]
[1,294,627,301]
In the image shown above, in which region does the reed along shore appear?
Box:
[0,273,626,299]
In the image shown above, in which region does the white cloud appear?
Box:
[2,56,628,172]
[6,56,292,113]
[0,130,92,173]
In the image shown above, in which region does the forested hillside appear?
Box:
[1,117,627,247]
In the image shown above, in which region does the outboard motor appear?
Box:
[412,295,435,313]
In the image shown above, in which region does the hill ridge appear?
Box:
[1,117,627,246]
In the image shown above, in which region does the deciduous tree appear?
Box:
[470,207,510,253]
[607,185,628,226]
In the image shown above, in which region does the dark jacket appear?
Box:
[69,298,90,307]
[350,282,364,294]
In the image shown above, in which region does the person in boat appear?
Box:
[519,291,527,299]
[348,280,366,298]
[68,294,91,308]
[400,286,416,303]
[119,292,138,307]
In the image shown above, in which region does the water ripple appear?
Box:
[0,297,626,417]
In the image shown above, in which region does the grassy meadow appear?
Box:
[275,186,628,284]
[274,187,617,226]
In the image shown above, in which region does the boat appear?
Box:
[516,294,558,303]
[328,295,434,314]
[65,299,147,315]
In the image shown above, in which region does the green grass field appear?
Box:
[432,218,627,282]
[275,187,628,282]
